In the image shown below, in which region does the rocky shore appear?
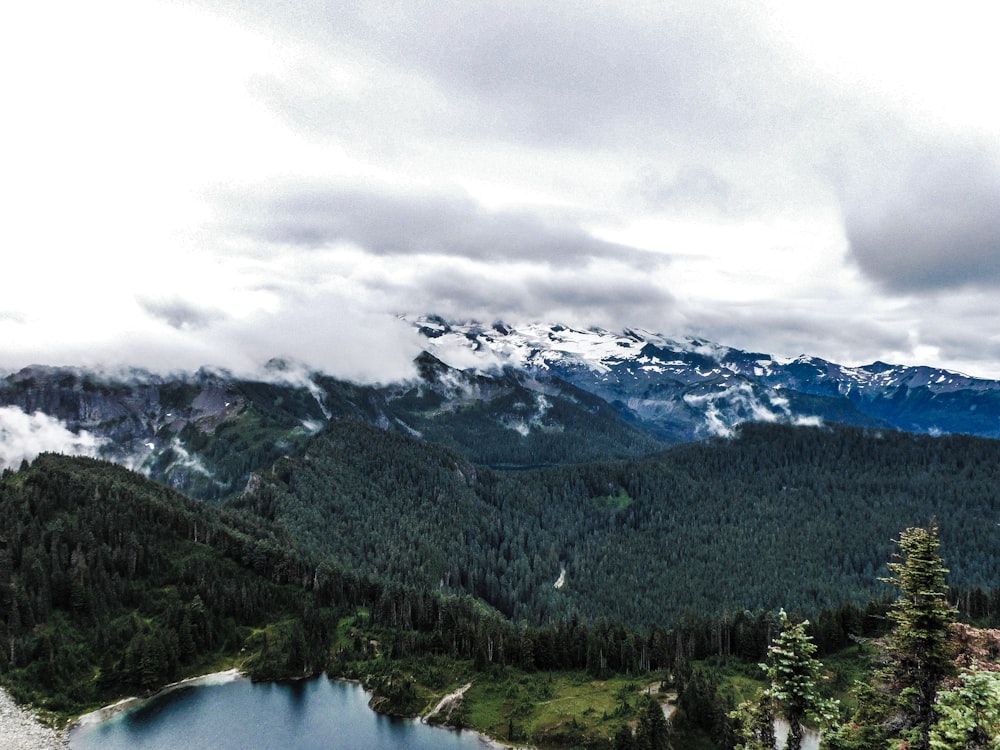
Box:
[0,687,66,750]
[1,669,244,750]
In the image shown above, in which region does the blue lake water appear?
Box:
[69,675,491,750]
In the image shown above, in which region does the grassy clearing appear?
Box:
[348,643,871,748]
[591,487,633,511]
[817,643,875,713]
[441,667,670,747]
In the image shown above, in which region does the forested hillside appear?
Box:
[0,454,332,712]
[0,454,696,721]
[234,420,1000,627]
[3,438,1000,748]
[0,453,800,732]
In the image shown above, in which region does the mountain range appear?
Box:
[3,315,1000,498]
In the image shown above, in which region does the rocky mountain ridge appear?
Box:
[415,317,1000,440]
[3,317,1000,499]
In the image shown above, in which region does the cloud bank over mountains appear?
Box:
[3,0,1000,380]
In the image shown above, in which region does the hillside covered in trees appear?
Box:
[0,454,728,720]
[3,420,1000,748]
[232,420,1000,627]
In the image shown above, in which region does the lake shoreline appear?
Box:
[65,670,531,750]
[68,674,524,750]
[68,668,243,736]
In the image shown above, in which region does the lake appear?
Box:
[68,674,493,750]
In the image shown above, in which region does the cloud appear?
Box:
[223,182,661,268]
[631,164,738,214]
[406,260,675,330]
[0,288,424,384]
[213,302,423,384]
[842,137,1000,292]
[683,302,913,366]
[7,0,1000,385]
[0,406,107,470]
[232,0,804,152]
[138,297,226,330]
[879,291,1000,376]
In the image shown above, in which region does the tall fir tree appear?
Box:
[732,610,836,750]
[881,525,957,750]
[827,525,957,750]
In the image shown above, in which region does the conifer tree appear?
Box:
[827,525,957,750]
[929,668,1000,750]
[635,693,670,750]
[731,688,776,750]
[732,610,835,750]
[881,525,956,750]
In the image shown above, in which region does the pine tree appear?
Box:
[881,525,956,750]
[929,668,1000,750]
[766,611,837,749]
[731,688,776,750]
[635,694,670,750]
[827,525,958,750]
[732,610,836,750]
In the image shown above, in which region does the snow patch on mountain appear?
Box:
[412,317,834,438]
[415,318,1000,399]
[413,318,693,375]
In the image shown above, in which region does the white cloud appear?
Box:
[0,407,107,470]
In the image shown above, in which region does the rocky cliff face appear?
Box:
[0,366,322,500]
[1,366,244,447]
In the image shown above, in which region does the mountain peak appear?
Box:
[407,315,1000,441]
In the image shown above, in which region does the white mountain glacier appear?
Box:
[416,316,731,377]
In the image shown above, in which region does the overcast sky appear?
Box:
[3,0,1000,382]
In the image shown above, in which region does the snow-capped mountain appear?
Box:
[413,316,1000,441]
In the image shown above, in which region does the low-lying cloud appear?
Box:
[0,406,107,470]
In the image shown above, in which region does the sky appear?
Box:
[3,0,1000,383]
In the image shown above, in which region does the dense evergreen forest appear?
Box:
[3,422,1000,747]
[231,420,1000,626]
[0,454,794,718]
